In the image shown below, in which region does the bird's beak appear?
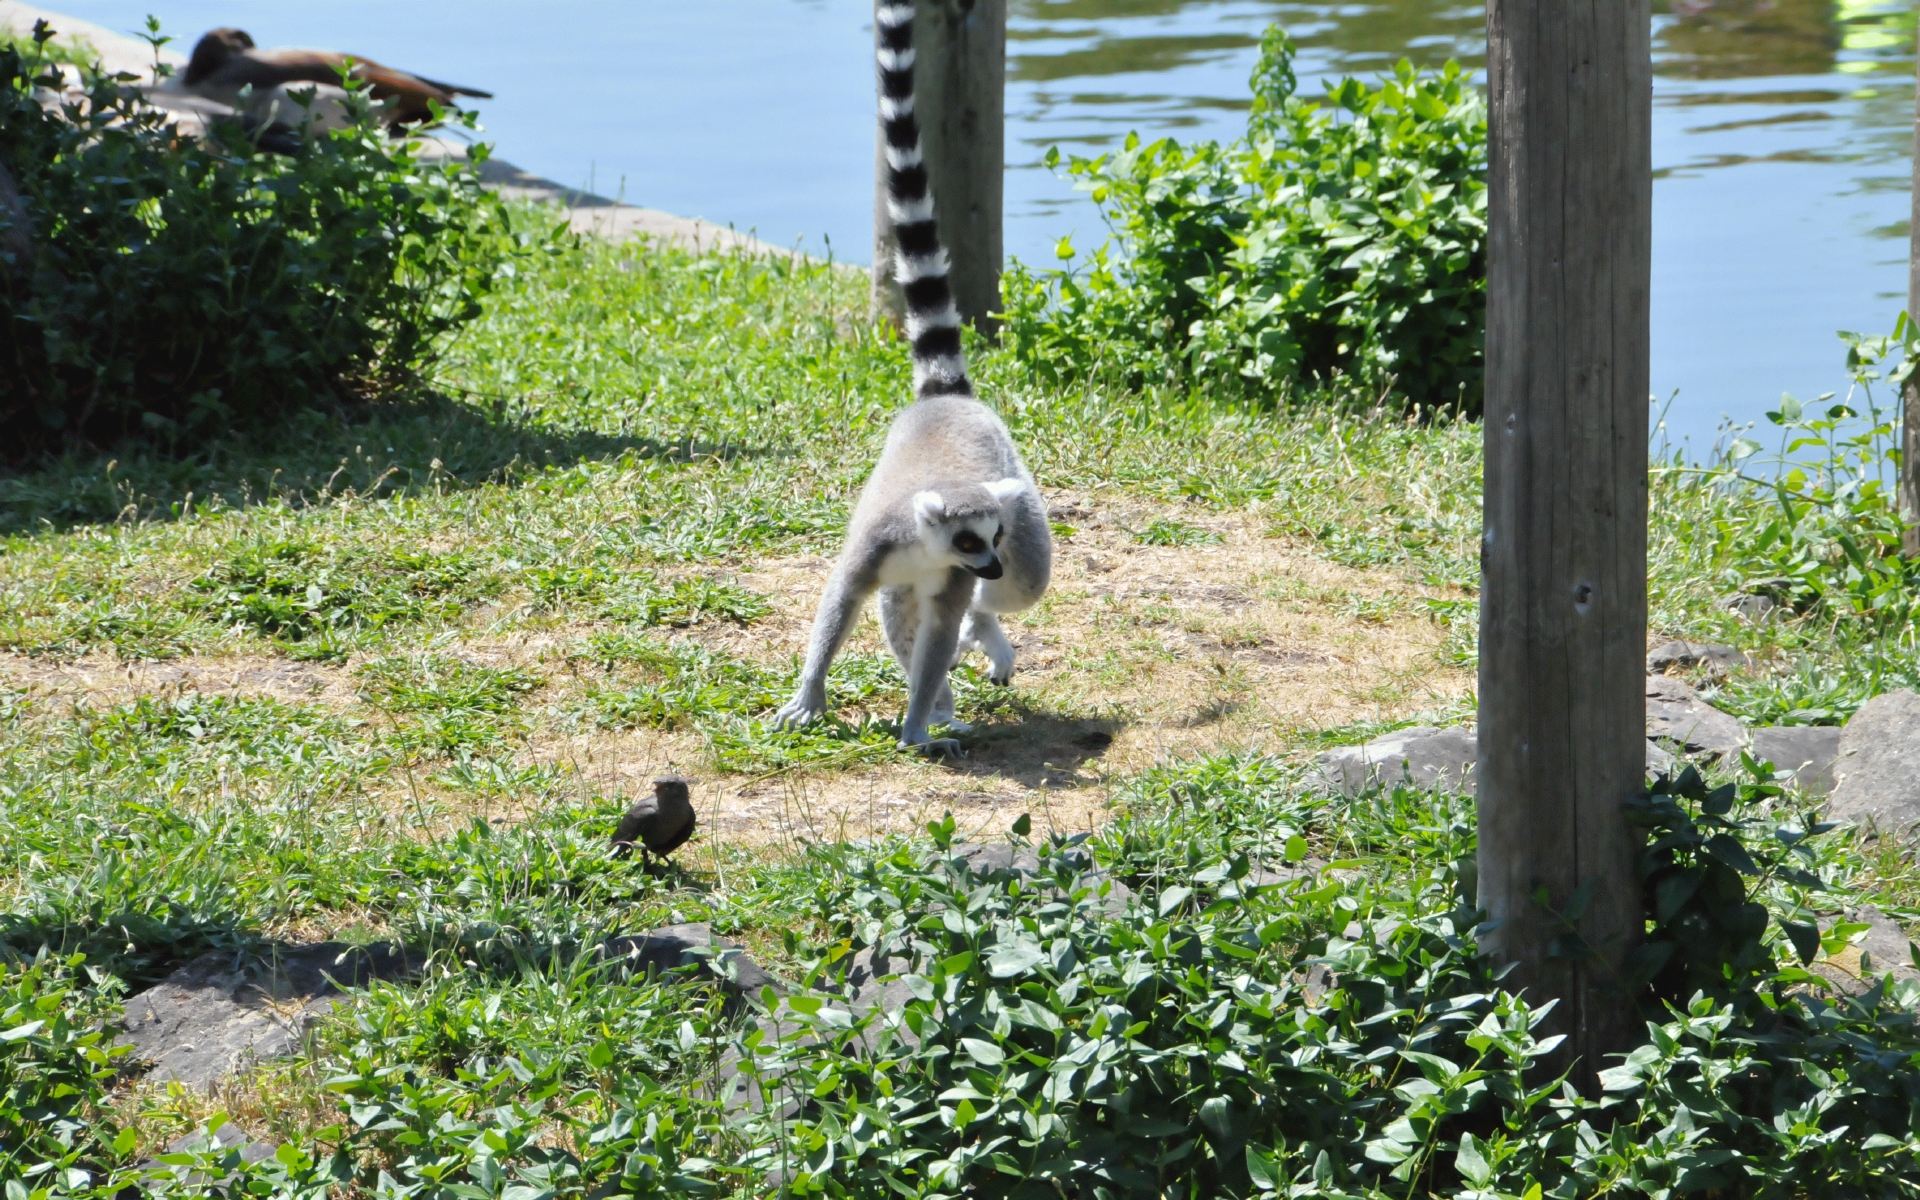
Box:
[967,556,1003,580]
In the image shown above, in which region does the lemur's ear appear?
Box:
[912,491,946,524]
[985,477,1027,505]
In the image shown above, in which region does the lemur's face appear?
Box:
[946,518,1005,579]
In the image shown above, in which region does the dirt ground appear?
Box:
[1,493,1473,859]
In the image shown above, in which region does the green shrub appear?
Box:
[0,952,131,1186]
[0,26,514,458]
[1001,27,1486,410]
[732,757,1920,1199]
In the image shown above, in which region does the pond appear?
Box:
[44,0,1920,450]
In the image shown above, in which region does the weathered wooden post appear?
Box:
[1904,27,1920,556]
[1479,1,1651,1088]
[871,0,1005,333]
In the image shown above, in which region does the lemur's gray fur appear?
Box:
[772,1,1051,755]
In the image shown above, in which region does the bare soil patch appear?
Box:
[1,496,1469,853]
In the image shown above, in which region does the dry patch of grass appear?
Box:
[1,492,1469,854]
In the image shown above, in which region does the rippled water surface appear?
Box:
[45,0,1920,445]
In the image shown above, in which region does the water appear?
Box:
[39,0,1920,448]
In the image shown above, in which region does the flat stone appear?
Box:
[1828,690,1920,834]
[1647,640,1747,675]
[1316,727,1476,794]
[603,922,776,997]
[1645,676,1746,757]
[1321,726,1684,793]
[1852,906,1919,981]
[1750,725,1841,796]
[167,1121,276,1165]
[953,843,1043,877]
[1811,906,1920,996]
[119,943,418,1090]
[1721,594,1777,622]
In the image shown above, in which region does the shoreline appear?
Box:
[1,0,805,260]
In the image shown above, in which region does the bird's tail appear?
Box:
[413,74,493,100]
[875,1,970,400]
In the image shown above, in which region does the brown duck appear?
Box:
[183,27,492,125]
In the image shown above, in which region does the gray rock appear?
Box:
[1722,594,1777,622]
[1750,725,1841,795]
[1828,690,1920,834]
[1321,726,1687,793]
[953,843,1043,877]
[1809,906,1920,997]
[1645,676,1746,758]
[948,842,1133,907]
[1647,640,1748,675]
[1852,906,1919,981]
[119,943,418,1090]
[168,1121,276,1165]
[139,1121,279,1187]
[603,922,777,998]
[1316,727,1477,795]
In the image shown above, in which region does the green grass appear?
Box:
[3,224,1919,1194]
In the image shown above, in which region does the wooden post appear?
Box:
[1904,25,1920,556]
[1479,1,1651,1090]
[872,0,1005,333]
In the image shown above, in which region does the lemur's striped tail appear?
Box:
[876,2,971,399]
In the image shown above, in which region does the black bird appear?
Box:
[611,778,696,864]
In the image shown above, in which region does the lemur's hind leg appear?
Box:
[881,584,967,735]
[959,610,1017,686]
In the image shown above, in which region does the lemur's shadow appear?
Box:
[943,714,1123,790]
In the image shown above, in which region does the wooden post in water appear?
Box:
[1479,0,1651,1090]
[1904,25,1920,555]
[871,0,1005,333]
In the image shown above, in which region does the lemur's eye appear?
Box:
[953,532,984,555]
[992,527,1004,546]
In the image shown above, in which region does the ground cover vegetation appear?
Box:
[0,25,515,459]
[3,29,1920,1192]
[0,225,1916,1196]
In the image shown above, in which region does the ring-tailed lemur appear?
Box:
[772,1,1052,755]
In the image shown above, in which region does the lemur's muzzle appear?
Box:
[967,556,1004,580]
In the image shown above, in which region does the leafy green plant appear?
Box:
[0,23,514,457]
[1002,27,1486,410]
[0,952,131,1187]
[357,654,540,716]
[358,653,541,756]
[1655,320,1920,726]
[737,813,1561,1199]
[1623,762,1834,1008]
[194,538,504,651]
[1131,517,1219,547]
[586,638,783,731]
[600,575,774,627]
[724,752,1920,1200]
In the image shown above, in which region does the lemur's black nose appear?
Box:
[968,556,1004,580]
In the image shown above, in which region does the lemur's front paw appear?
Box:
[984,646,1016,686]
[898,729,965,758]
[772,694,827,730]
